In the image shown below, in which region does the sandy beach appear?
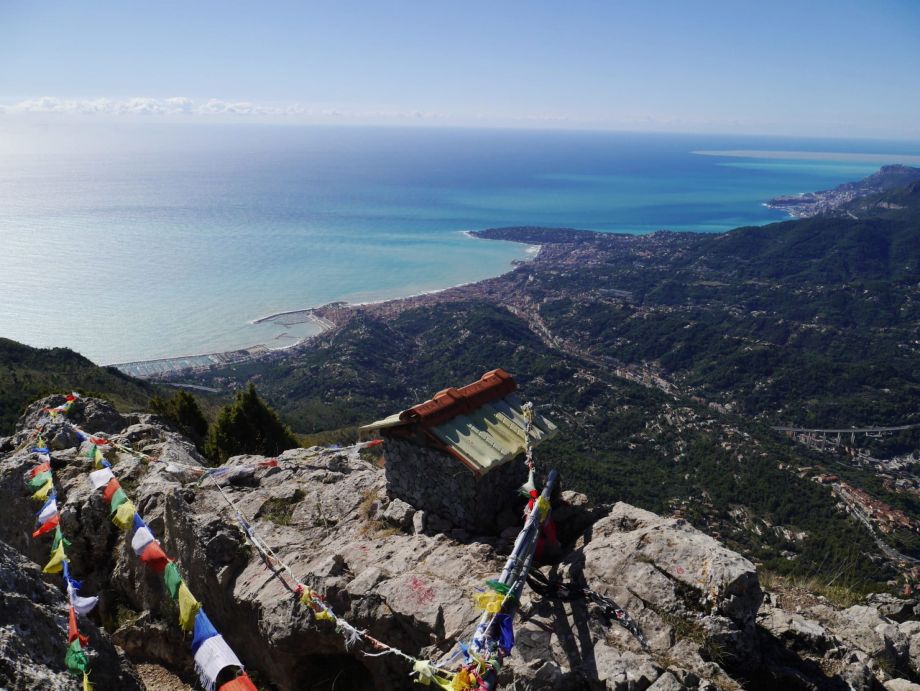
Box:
[113,235,543,379]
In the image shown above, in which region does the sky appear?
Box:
[1,0,919,138]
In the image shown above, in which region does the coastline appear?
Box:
[111,232,542,380]
[252,231,540,324]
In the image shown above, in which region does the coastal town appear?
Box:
[767,164,920,217]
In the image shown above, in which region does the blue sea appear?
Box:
[1,124,919,364]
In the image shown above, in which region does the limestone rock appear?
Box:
[758,604,835,654]
[0,539,142,690]
[648,671,687,691]
[582,503,762,626]
[867,594,918,623]
[885,680,920,691]
[2,397,919,691]
[383,497,415,530]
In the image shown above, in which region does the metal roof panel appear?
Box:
[360,373,557,476]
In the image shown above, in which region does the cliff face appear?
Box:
[1,396,918,691]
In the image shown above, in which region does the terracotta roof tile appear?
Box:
[400,368,517,427]
[361,369,556,476]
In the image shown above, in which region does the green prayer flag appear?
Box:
[108,488,128,514]
[28,471,52,489]
[51,526,71,552]
[65,639,89,675]
[163,561,181,599]
[486,579,511,595]
[84,444,97,459]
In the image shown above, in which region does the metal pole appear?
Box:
[477,469,558,690]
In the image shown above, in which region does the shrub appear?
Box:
[149,390,209,448]
[204,384,299,464]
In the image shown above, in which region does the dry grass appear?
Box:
[259,489,305,526]
[759,570,865,610]
[358,488,380,520]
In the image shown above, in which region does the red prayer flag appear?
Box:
[32,515,60,538]
[67,607,89,646]
[139,541,170,574]
[219,674,258,691]
[65,394,76,402]
[30,462,51,478]
[102,478,121,503]
[89,437,109,445]
[257,459,278,468]
[365,439,384,448]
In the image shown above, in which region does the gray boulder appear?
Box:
[0,539,142,690]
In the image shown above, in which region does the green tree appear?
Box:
[205,384,299,464]
[149,390,209,448]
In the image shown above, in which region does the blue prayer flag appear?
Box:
[496,614,515,652]
[37,493,56,516]
[132,513,147,532]
[191,609,219,654]
[62,559,85,591]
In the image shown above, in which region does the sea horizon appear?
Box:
[2,123,919,365]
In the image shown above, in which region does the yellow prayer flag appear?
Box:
[177,582,200,632]
[472,591,504,614]
[43,542,66,574]
[93,446,105,470]
[112,500,136,530]
[314,608,334,622]
[450,669,478,691]
[536,496,550,522]
[32,478,54,502]
[83,672,93,691]
[298,587,317,607]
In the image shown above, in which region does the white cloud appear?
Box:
[3,96,205,116]
[11,96,893,137]
[0,96,451,123]
[1,96,283,118]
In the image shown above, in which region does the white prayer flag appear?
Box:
[88,468,114,490]
[131,526,156,556]
[37,499,59,524]
[194,635,243,691]
[67,582,99,616]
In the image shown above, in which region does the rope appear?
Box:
[521,402,535,474]
[202,468,456,682]
[56,402,446,679]
[30,392,573,690]
[526,571,649,649]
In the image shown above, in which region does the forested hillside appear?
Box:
[0,338,155,434]
[173,175,920,592]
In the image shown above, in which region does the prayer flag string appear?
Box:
[22,420,96,690]
[28,392,550,691]
[33,395,255,691]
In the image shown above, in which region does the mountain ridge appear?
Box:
[2,396,920,690]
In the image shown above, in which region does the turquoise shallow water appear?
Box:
[1,125,918,363]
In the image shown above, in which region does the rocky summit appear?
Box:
[1,396,919,690]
